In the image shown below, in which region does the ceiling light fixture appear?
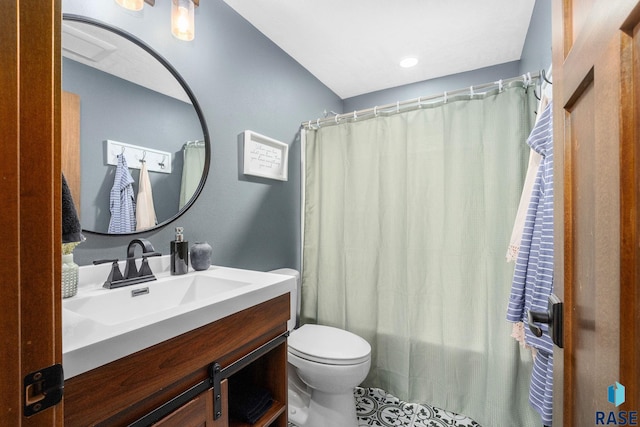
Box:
[115,0,144,11]
[171,0,195,41]
[114,0,199,41]
[400,57,419,68]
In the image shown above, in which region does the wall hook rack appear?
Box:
[105,140,172,174]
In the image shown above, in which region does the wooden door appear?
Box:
[62,91,81,213]
[552,0,640,424]
[0,0,62,425]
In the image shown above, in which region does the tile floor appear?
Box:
[289,387,481,427]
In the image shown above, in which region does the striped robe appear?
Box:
[108,154,136,233]
[506,101,554,425]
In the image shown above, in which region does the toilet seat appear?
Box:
[288,324,371,366]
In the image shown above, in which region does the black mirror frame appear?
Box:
[63,14,210,236]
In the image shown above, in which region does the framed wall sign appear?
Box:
[242,130,288,181]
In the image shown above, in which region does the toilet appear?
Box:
[269,269,371,427]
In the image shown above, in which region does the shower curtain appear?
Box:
[179,140,206,209]
[302,84,539,427]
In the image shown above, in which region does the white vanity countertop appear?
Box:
[63,256,295,379]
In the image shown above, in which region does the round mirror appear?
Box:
[61,14,210,235]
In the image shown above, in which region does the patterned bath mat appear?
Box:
[289,387,481,427]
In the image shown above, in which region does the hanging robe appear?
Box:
[506,101,554,425]
[108,154,136,233]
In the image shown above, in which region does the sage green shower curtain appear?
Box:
[302,84,539,427]
[179,141,206,209]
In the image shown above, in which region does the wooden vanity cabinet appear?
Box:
[226,341,288,427]
[64,294,290,427]
[152,387,216,427]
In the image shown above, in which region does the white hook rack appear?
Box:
[105,140,172,174]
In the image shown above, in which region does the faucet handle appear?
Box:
[139,258,153,277]
[138,252,161,277]
[93,259,119,265]
[93,259,124,288]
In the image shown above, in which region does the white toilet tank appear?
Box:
[268,268,301,332]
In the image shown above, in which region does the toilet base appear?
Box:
[288,388,358,427]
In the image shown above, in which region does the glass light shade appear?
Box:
[172,0,195,41]
[115,0,144,11]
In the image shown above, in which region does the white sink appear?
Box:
[64,274,251,326]
[62,261,295,379]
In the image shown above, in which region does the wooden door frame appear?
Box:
[620,14,640,411]
[552,0,640,423]
[0,1,62,425]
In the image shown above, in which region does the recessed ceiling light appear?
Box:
[400,57,419,68]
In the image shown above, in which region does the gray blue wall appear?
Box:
[343,61,521,112]
[65,0,342,269]
[65,0,551,272]
[518,0,552,76]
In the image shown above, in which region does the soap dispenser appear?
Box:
[171,227,189,275]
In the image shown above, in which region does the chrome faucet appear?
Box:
[94,238,161,289]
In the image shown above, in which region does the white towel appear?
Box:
[506,148,542,261]
[136,161,157,231]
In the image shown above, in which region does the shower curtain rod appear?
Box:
[302,71,542,130]
[184,139,205,148]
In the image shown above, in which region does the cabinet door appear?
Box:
[153,387,220,427]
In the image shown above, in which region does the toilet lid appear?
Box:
[288,324,371,365]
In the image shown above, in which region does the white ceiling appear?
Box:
[222,0,536,99]
[62,20,191,104]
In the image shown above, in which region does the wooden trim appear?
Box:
[61,91,81,213]
[561,94,576,427]
[151,388,215,426]
[0,0,62,425]
[561,1,640,107]
[552,0,568,424]
[19,1,63,425]
[0,1,22,425]
[145,0,200,6]
[620,22,640,411]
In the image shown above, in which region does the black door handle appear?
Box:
[527,293,563,348]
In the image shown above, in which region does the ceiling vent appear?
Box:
[62,23,117,63]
